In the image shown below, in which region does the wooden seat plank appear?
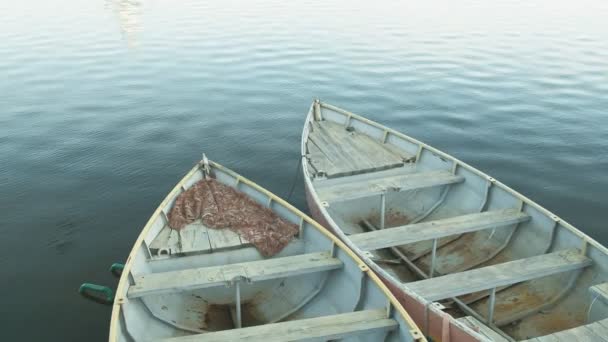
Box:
[457,316,508,342]
[522,319,608,342]
[309,124,359,172]
[307,140,340,176]
[318,122,406,170]
[316,123,378,171]
[350,209,530,251]
[316,170,465,202]
[179,224,212,254]
[407,249,592,301]
[206,228,246,251]
[128,251,343,298]
[149,226,180,253]
[586,319,608,341]
[307,121,410,178]
[162,309,397,342]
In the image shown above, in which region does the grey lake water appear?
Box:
[1,0,607,340]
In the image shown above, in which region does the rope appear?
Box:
[286,157,303,202]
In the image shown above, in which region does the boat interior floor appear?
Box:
[132,234,403,340]
[324,191,596,340]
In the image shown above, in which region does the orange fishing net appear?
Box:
[168,178,298,257]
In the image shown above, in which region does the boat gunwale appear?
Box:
[108,159,424,341]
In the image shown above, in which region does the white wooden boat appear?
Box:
[108,156,425,341]
[301,100,608,341]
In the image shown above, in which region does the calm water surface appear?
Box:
[1,0,607,340]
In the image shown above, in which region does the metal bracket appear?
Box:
[379,193,386,229]
[487,287,497,324]
[429,238,439,278]
[229,275,248,329]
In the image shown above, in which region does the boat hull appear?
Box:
[109,158,426,341]
[301,100,608,341]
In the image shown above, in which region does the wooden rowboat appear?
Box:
[301,100,608,341]
[108,156,425,341]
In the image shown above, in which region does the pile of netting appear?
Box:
[168,178,298,257]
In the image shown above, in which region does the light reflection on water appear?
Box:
[106,0,142,47]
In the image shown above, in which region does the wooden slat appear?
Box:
[548,323,608,341]
[350,209,530,251]
[407,249,592,301]
[309,124,359,172]
[381,141,414,162]
[307,139,339,175]
[317,123,377,171]
[149,226,180,252]
[586,319,608,341]
[457,316,508,342]
[307,120,410,178]
[128,251,342,298]
[162,309,397,342]
[207,228,245,250]
[522,319,608,342]
[590,282,608,301]
[316,170,465,202]
[179,224,212,254]
[320,122,406,170]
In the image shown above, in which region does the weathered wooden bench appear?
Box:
[457,316,508,342]
[316,170,464,202]
[350,209,529,251]
[308,120,410,178]
[522,318,608,341]
[407,249,592,302]
[163,309,398,341]
[128,251,343,298]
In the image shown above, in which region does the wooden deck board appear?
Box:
[307,139,339,175]
[128,251,343,298]
[320,122,404,169]
[317,123,377,171]
[586,319,608,341]
[407,249,592,301]
[456,316,508,342]
[206,227,245,251]
[179,224,212,254]
[149,226,178,251]
[350,209,530,251]
[523,319,608,342]
[309,123,359,173]
[316,170,465,202]
[162,309,397,341]
[307,120,410,178]
[590,282,608,301]
[152,224,250,255]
